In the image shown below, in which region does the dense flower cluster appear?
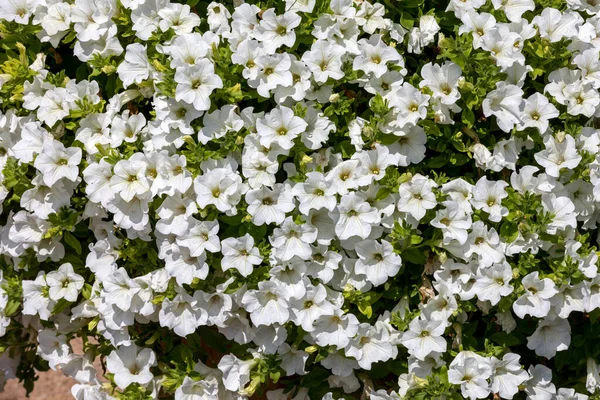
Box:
[1,0,600,398]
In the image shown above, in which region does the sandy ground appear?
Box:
[0,370,75,400]
[0,338,102,400]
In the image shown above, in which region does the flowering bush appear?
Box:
[1,0,600,398]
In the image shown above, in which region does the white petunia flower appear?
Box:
[292,171,337,215]
[302,40,346,83]
[45,263,84,303]
[176,219,220,257]
[419,61,462,105]
[473,263,514,306]
[353,35,401,78]
[241,281,290,326]
[527,316,571,359]
[490,353,529,399]
[110,159,150,202]
[397,174,437,221]
[541,194,577,235]
[389,83,430,128]
[106,343,156,390]
[587,358,600,394]
[221,234,262,277]
[175,60,223,112]
[448,356,492,400]
[333,192,380,240]
[159,289,204,337]
[34,140,82,187]
[354,239,402,286]
[482,82,523,132]
[117,43,152,88]
[254,9,301,53]
[519,93,559,133]
[470,177,508,223]
[513,272,558,319]
[400,318,447,361]
[246,184,295,225]
[270,217,318,261]
[534,134,581,178]
[312,310,360,348]
[257,106,308,150]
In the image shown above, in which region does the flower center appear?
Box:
[265,292,278,301]
[277,127,288,136]
[528,286,538,294]
[276,25,287,35]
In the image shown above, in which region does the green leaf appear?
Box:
[410,234,423,245]
[462,108,475,127]
[81,283,92,300]
[336,139,355,158]
[5,299,20,316]
[52,298,71,314]
[301,366,330,388]
[589,308,600,325]
[269,371,281,383]
[245,223,268,243]
[357,301,373,318]
[489,332,524,347]
[402,248,426,264]
[400,12,415,29]
[427,156,447,168]
[500,222,519,243]
[370,93,389,116]
[198,327,228,353]
[63,231,82,255]
[402,0,425,8]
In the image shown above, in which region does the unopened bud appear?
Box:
[241,376,262,397]
[101,64,117,75]
[304,346,318,353]
[300,154,313,165]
